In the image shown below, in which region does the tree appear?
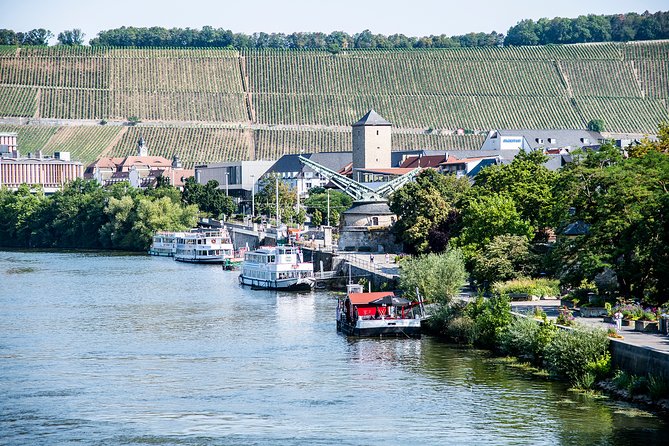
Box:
[551,135,669,304]
[253,174,296,224]
[399,249,467,304]
[627,121,669,157]
[389,169,469,253]
[473,149,557,233]
[57,29,85,46]
[182,178,235,219]
[21,28,53,45]
[304,189,352,226]
[455,192,534,260]
[587,119,605,132]
[471,235,538,288]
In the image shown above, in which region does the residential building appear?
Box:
[85,137,193,189]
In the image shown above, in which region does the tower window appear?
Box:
[376,130,379,135]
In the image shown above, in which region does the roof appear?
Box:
[355,167,416,175]
[352,109,392,127]
[563,221,591,236]
[491,129,603,150]
[399,154,455,168]
[348,292,396,305]
[342,201,394,215]
[267,151,352,175]
[440,155,498,165]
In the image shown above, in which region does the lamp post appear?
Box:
[225,171,229,196]
[327,188,330,227]
[250,174,255,218]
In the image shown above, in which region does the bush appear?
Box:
[399,249,467,304]
[545,327,610,384]
[444,315,477,345]
[498,316,540,359]
[498,316,557,365]
[647,374,669,400]
[467,294,512,348]
[492,277,560,299]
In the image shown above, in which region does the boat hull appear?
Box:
[337,319,422,338]
[239,275,314,291]
[174,256,229,264]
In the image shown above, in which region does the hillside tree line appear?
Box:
[1,10,666,50]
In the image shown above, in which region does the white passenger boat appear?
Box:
[148,231,183,257]
[239,245,314,291]
[173,228,234,264]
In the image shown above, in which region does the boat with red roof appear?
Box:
[336,284,424,338]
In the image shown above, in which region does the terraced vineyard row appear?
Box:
[108,56,243,93]
[41,126,125,164]
[254,129,351,159]
[0,86,36,117]
[108,126,252,166]
[634,60,669,99]
[392,133,486,151]
[0,124,59,154]
[247,53,567,96]
[252,93,584,129]
[560,60,643,98]
[107,91,247,122]
[0,54,108,89]
[574,97,668,133]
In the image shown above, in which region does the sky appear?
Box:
[0,0,666,44]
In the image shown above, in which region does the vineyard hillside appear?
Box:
[0,41,667,167]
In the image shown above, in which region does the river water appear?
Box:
[1,251,667,445]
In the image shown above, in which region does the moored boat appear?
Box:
[336,284,423,337]
[174,228,234,264]
[149,231,183,257]
[239,245,314,291]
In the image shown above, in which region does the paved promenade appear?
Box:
[512,299,669,354]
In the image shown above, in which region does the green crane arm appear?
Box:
[298,156,422,202]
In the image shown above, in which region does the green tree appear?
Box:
[399,249,467,304]
[304,189,352,226]
[0,184,45,247]
[473,149,557,232]
[57,29,85,45]
[471,234,538,288]
[552,136,669,304]
[254,174,296,224]
[389,169,469,253]
[182,178,235,219]
[587,119,605,132]
[455,192,533,260]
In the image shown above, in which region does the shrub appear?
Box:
[556,306,575,326]
[498,316,539,359]
[399,249,467,304]
[647,374,669,400]
[574,372,596,391]
[492,277,560,299]
[467,294,512,348]
[545,327,610,384]
[444,315,477,345]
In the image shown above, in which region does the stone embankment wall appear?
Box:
[610,340,669,381]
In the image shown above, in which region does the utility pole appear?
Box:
[225,171,229,196]
[327,188,330,226]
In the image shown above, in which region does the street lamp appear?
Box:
[225,171,229,196]
[250,174,255,218]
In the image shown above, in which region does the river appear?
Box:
[1,251,667,445]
